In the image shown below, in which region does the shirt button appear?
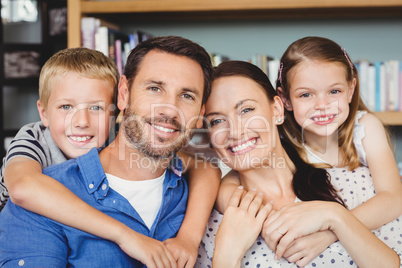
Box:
[89,183,94,189]
[102,184,107,190]
[18,260,25,266]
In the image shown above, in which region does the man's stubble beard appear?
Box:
[123,105,194,160]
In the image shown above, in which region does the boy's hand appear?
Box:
[164,235,198,268]
[118,230,177,268]
[281,231,337,267]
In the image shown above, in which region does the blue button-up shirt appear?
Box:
[0,148,188,267]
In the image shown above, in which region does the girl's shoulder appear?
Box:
[356,110,383,128]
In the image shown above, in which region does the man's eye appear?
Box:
[149,87,161,92]
[182,94,194,100]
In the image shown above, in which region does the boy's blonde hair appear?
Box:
[277,36,370,171]
[39,47,120,113]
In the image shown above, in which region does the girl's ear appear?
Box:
[277,87,293,111]
[37,100,49,127]
[272,96,285,125]
[117,75,130,111]
[348,78,357,103]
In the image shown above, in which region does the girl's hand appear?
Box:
[213,187,272,267]
[261,201,339,260]
[281,231,337,267]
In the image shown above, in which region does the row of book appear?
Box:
[81,17,152,76]
[81,18,402,113]
[251,54,402,112]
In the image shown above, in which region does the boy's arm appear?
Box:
[352,113,402,229]
[164,151,221,268]
[4,157,177,267]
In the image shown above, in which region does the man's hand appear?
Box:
[117,229,177,268]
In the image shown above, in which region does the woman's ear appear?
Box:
[277,87,293,111]
[37,100,49,127]
[272,96,285,125]
[117,75,130,111]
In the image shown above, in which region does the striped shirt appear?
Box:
[0,121,66,210]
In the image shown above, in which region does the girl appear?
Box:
[275,36,402,265]
[196,60,401,267]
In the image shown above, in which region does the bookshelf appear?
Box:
[67,0,402,126]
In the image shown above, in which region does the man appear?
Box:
[0,36,214,267]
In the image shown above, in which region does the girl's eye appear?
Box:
[241,107,254,114]
[182,93,195,100]
[300,92,311,98]
[61,105,72,110]
[330,89,341,94]
[209,119,223,127]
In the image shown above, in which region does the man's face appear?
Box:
[118,50,205,159]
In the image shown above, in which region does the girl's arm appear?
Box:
[354,113,402,228]
[164,151,221,268]
[263,201,400,268]
[4,157,177,267]
[215,169,240,213]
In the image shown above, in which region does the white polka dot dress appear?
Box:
[196,166,402,267]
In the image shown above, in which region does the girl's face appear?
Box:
[205,76,284,171]
[283,60,355,142]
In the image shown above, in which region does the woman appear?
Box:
[196,61,401,268]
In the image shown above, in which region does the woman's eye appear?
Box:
[90,105,103,111]
[210,119,223,127]
[241,108,254,114]
[61,105,72,110]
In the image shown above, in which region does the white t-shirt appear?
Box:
[106,171,165,229]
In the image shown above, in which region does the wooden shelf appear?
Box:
[375,112,402,126]
[67,0,402,126]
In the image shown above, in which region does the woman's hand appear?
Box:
[213,187,272,267]
[261,201,339,260]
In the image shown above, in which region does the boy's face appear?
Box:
[37,72,115,159]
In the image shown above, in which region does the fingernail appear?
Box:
[251,188,257,191]
[270,200,275,204]
[238,186,244,189]
[258,192,263,196]
[274,254,278,260]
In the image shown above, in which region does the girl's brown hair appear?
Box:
[277,36,369,170]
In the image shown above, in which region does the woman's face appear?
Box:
[205,75,284,171]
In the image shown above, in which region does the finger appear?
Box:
[296,255,311,267]
[275,231,297,260]
[164,247,178,268]
[185,256,196,268]
[248,192,264,216]
[227,186,245,208]
[256,202,272,223]
[284,250,305,263]
[177,255,186,268]
[238,190,257,210]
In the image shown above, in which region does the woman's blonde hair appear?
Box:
[39,47,120,113]
[277,36,370,170]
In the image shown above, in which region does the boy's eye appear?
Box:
[61,105,72,110]
[209,119,223,127]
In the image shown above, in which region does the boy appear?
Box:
[0,46,220,267]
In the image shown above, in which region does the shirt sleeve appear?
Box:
[0,200,69,267]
